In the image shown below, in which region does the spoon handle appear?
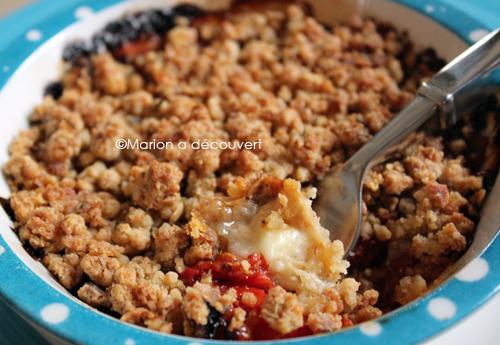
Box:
[346,28,500,173]
[428,28,500,94]
[419,28,500,126]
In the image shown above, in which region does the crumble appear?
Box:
[3,1,499,340]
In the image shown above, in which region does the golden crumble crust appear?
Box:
[260,286,304,334]
[3,2,497,340]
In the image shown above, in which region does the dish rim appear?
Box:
[0,0,498,344]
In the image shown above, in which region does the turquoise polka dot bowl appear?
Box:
[0,1,498,344]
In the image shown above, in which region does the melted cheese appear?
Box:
[199,179,349,292]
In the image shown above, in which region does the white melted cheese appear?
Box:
[200,179,349,293]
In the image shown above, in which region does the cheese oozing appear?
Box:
[198,179,349,292]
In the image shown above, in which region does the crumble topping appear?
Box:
[260,286,304,334]
[2,1,498,341]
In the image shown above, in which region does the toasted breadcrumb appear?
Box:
[395,275,428,305]
[260,286,304,334]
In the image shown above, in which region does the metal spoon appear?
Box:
[315,28,500,255]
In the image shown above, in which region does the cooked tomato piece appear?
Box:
[113,35,161,58]
[233,286,267,310]
[211,252,274,290]
[178,267,199,286]
[179,261,212,285]
[180,252,279,340]
[247,252,269,271]
[249,316,312,340]
[180,252,274,290]
[341,316,354,328]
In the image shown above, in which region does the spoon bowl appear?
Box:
[315,161,363,254]
[315,28,500,255]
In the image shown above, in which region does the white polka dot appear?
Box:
[360,321,382,336]
[2,66,9,72]
[469,29,490,42]
[75,6,94,20]
[26,29,42,42]
[425,5,434,13]
[40,303,69,324]
[455,257,489,282]
[0,245,4,255]
[124,339,136,345]
[428,297,456,320]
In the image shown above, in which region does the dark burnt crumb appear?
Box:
[98,20,139,49]
[375,21,397,37]
[206,305,227,339]
[101,308,121,319]
[442,119,464,141]
[225,324,250,341]
[22,243,44,260]
[68,275,91,296]
[298,1,314,16]
[472,95,498,131]
[172,3,206,19]
[468,96,499,177]
[321,22,333,32]
[43,81,64,100]
[0,197,15,222]
[145,10,176,33]
[94,10,175,50]
[484,173,497,190]
[417,47,446,72]
[472,110,489,132]
[63,4,204,63]
[62,40,91,64]
[187,305,227,339]
[348,238,388,271]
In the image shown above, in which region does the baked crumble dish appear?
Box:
[2,1,499,341]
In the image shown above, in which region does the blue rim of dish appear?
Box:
[0,1,498,344]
